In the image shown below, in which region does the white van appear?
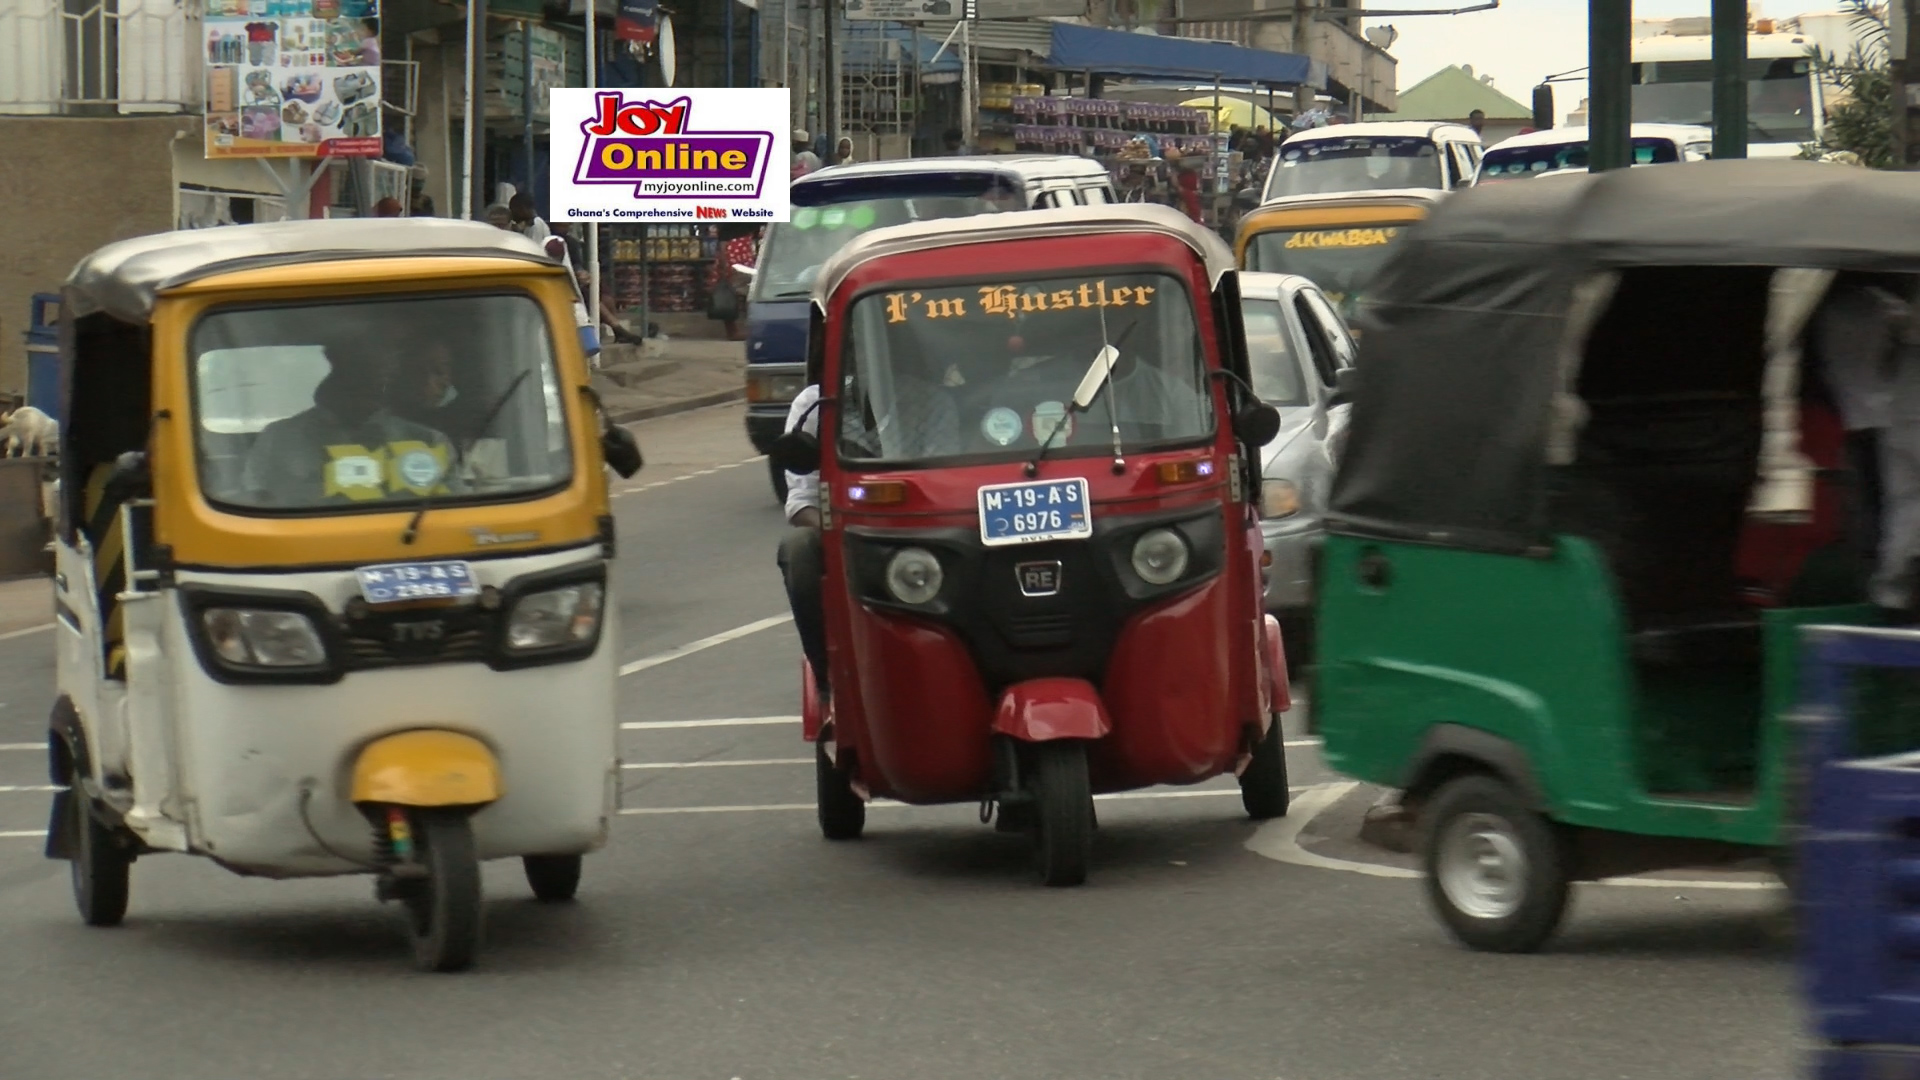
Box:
[1262,121,1483,202]
[1474,123,1713,185]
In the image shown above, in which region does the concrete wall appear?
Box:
[0,116,194,398]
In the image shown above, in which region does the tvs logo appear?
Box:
[571,92,773,200]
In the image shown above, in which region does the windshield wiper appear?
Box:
[400,369,534,545]
[1024,318,1137,478]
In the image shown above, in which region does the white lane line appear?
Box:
[611,456,762,498]
[0,785,59,793]
[617,786,1303,816]
[623,758,810,769]
[623,715,796,730]
[0,623,52,642]
[1247,781,1783,892]
[618,615,792,676]
[0,830,45,839]
[0,743,41,752]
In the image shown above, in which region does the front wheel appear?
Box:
[816,741,865,840]
[1239,716,1291,820]
[1421,774,1570,954]
[70,792,130,927]
[1031,741,1093,887]
[405,812,482,972]
[523,854,582,902]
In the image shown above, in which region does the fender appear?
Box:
[43,696,87,861]
[350,730,502,807]
[991,677,1113,742]
[1263,613,1292,717]
[801,660,825,742]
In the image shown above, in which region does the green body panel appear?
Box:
[1315,533,1876,847]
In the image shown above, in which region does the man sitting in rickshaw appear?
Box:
[242,346,460,508]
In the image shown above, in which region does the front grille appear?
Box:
[342,627,491,669]
[1006,612,1075,648]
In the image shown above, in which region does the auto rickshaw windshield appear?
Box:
[838,271,1214,464]
[1242,224,1410,317]
[189,291,572,512]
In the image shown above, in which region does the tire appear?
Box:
[1239,716,1291,820]
[1031,741,1093,887]
[405,812,482,972]
[769,457,790,505]
[70,791,130,928]
[523,854,582,902]
[1420,774,1570,954]
[816,741,865,841]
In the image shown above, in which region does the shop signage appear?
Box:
[615,0,658,43]
[550,88,791,222]
[203,0,383,159]
[845,0,964,21]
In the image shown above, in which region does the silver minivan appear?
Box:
[1262,121,1484,202]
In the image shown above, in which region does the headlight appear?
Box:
[1262,479,1301,518]
[746,374,803,404]
[507,583,605,651]
[885,547,943,605]
[1130,528,1190,586]
[203,609,326,667]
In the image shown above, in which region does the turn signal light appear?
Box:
[847,480,908,505]
[1156,458,1216,484]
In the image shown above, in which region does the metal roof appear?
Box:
[796,154,1113,186]
[811,202,1236,306]
[1282,120,1483,147]
[65,218,555,324]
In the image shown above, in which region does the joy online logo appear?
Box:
[573,92,773,200]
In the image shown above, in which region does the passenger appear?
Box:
[1809,273,1910,609]
[242,349,457,508]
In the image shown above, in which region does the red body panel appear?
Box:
[992,678,1115,741]
[808,231,1269,806]
[1735,403,1847,604]
[801,661,825,743]
[1263,613,1291,719]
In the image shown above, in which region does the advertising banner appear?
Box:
[203,0,384,159]
[549,88,791,223]
[614,0,657,43]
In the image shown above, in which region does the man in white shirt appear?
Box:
[777,385,829,696]
[509,193,551,244]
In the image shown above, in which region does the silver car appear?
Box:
[1240,271,1357,663]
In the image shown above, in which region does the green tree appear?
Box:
[1802,0,1895,166]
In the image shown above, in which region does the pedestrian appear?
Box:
[508,192,550,243]
[1164,148,1204,224]
[792,150,822,180]
[776,385,830,701]
[943,128,970,155]
[483,203,512,230]
[791,128,811,170]
[372,196,403,217]
[835,137,855,165]
[709,223,759,342]
[409,164,435,217]
[1468,109,1486,137]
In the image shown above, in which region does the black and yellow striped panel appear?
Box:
[83,465,127,681]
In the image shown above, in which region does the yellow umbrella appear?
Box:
[1180,95,1280,132]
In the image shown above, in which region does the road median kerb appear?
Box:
[607,387,746,426]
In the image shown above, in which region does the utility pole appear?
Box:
[1587,0,1630,170]
[823,0,837,150]
[1291,0,1313,119]
[1894,0,1919,166]
[467,0,489,217]
[1710,0,1748,159]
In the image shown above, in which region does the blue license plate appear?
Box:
[355,560,479,604]
[977,478,1092,547]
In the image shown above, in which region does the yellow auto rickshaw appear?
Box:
[1232,189,1444,328]
[42,218,641,971]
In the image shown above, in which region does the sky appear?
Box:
[1361,0,1744,123]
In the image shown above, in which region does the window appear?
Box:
[189,292,571,513]
[1477,136,1682,182]
[1080,185,1112,204]
[1448,142,1478,187]
[839,272,1213,464]
[1631,57,1816,145]
[1299,289,1357,370]
[1238,298,1309,406]
[1266,136,1445,199]
[1292,293,1340,385]
[1242,222,1412,320]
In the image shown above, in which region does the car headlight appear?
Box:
[506,583,605,651]
[747,374,804,404]
[203,609,327,667]
[885,547,943,605]
[1262,479,1301,518]
[1130,528,1190,586]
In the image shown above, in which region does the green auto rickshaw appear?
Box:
[1315,159,1920,953]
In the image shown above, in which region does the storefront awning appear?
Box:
[1044,23,1325,89]
[841,23,964,75]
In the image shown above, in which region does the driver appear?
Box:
[242,347,457,508]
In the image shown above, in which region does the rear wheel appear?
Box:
[1239,716,1291,820]
[1031,741,1093,887]
[405,812,482,972]
[1421,774,1570,953]
[70,790,130,928]
[769,457,790,505]
[523,854,582,902]
[816,741,865,840]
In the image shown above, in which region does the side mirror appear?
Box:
[1234,187,1262,210]
[602,425,643,479]
[1328,367,1358,408]
[769,429,820,475]
[1232,402,1282,447]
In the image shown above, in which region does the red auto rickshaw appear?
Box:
[772,203,1293,886]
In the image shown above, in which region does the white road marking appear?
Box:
[618,615,792,676]
[1247,781,1784,892]
[617,787,1303,816]
[623,715,797,730]
[0,785,59,793]
[611,456,763,498]
[0,743,40,752]
[0,623,52,641]
[0,830,45,839]
[623,758,811,769]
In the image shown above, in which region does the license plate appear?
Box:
[977,478,1092,547]
[355,560,479,604]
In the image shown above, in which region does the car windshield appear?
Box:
[1632,57,1816,145]
[839,271,1214,465]
[1238,298,1307,407]
[1265,136,1445,199]
[1477,136,1681,181]
[1242,224,1411,319]
[191,292,571,513]
[753,177,1028,301]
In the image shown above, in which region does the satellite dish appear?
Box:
[657,13,677,85]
